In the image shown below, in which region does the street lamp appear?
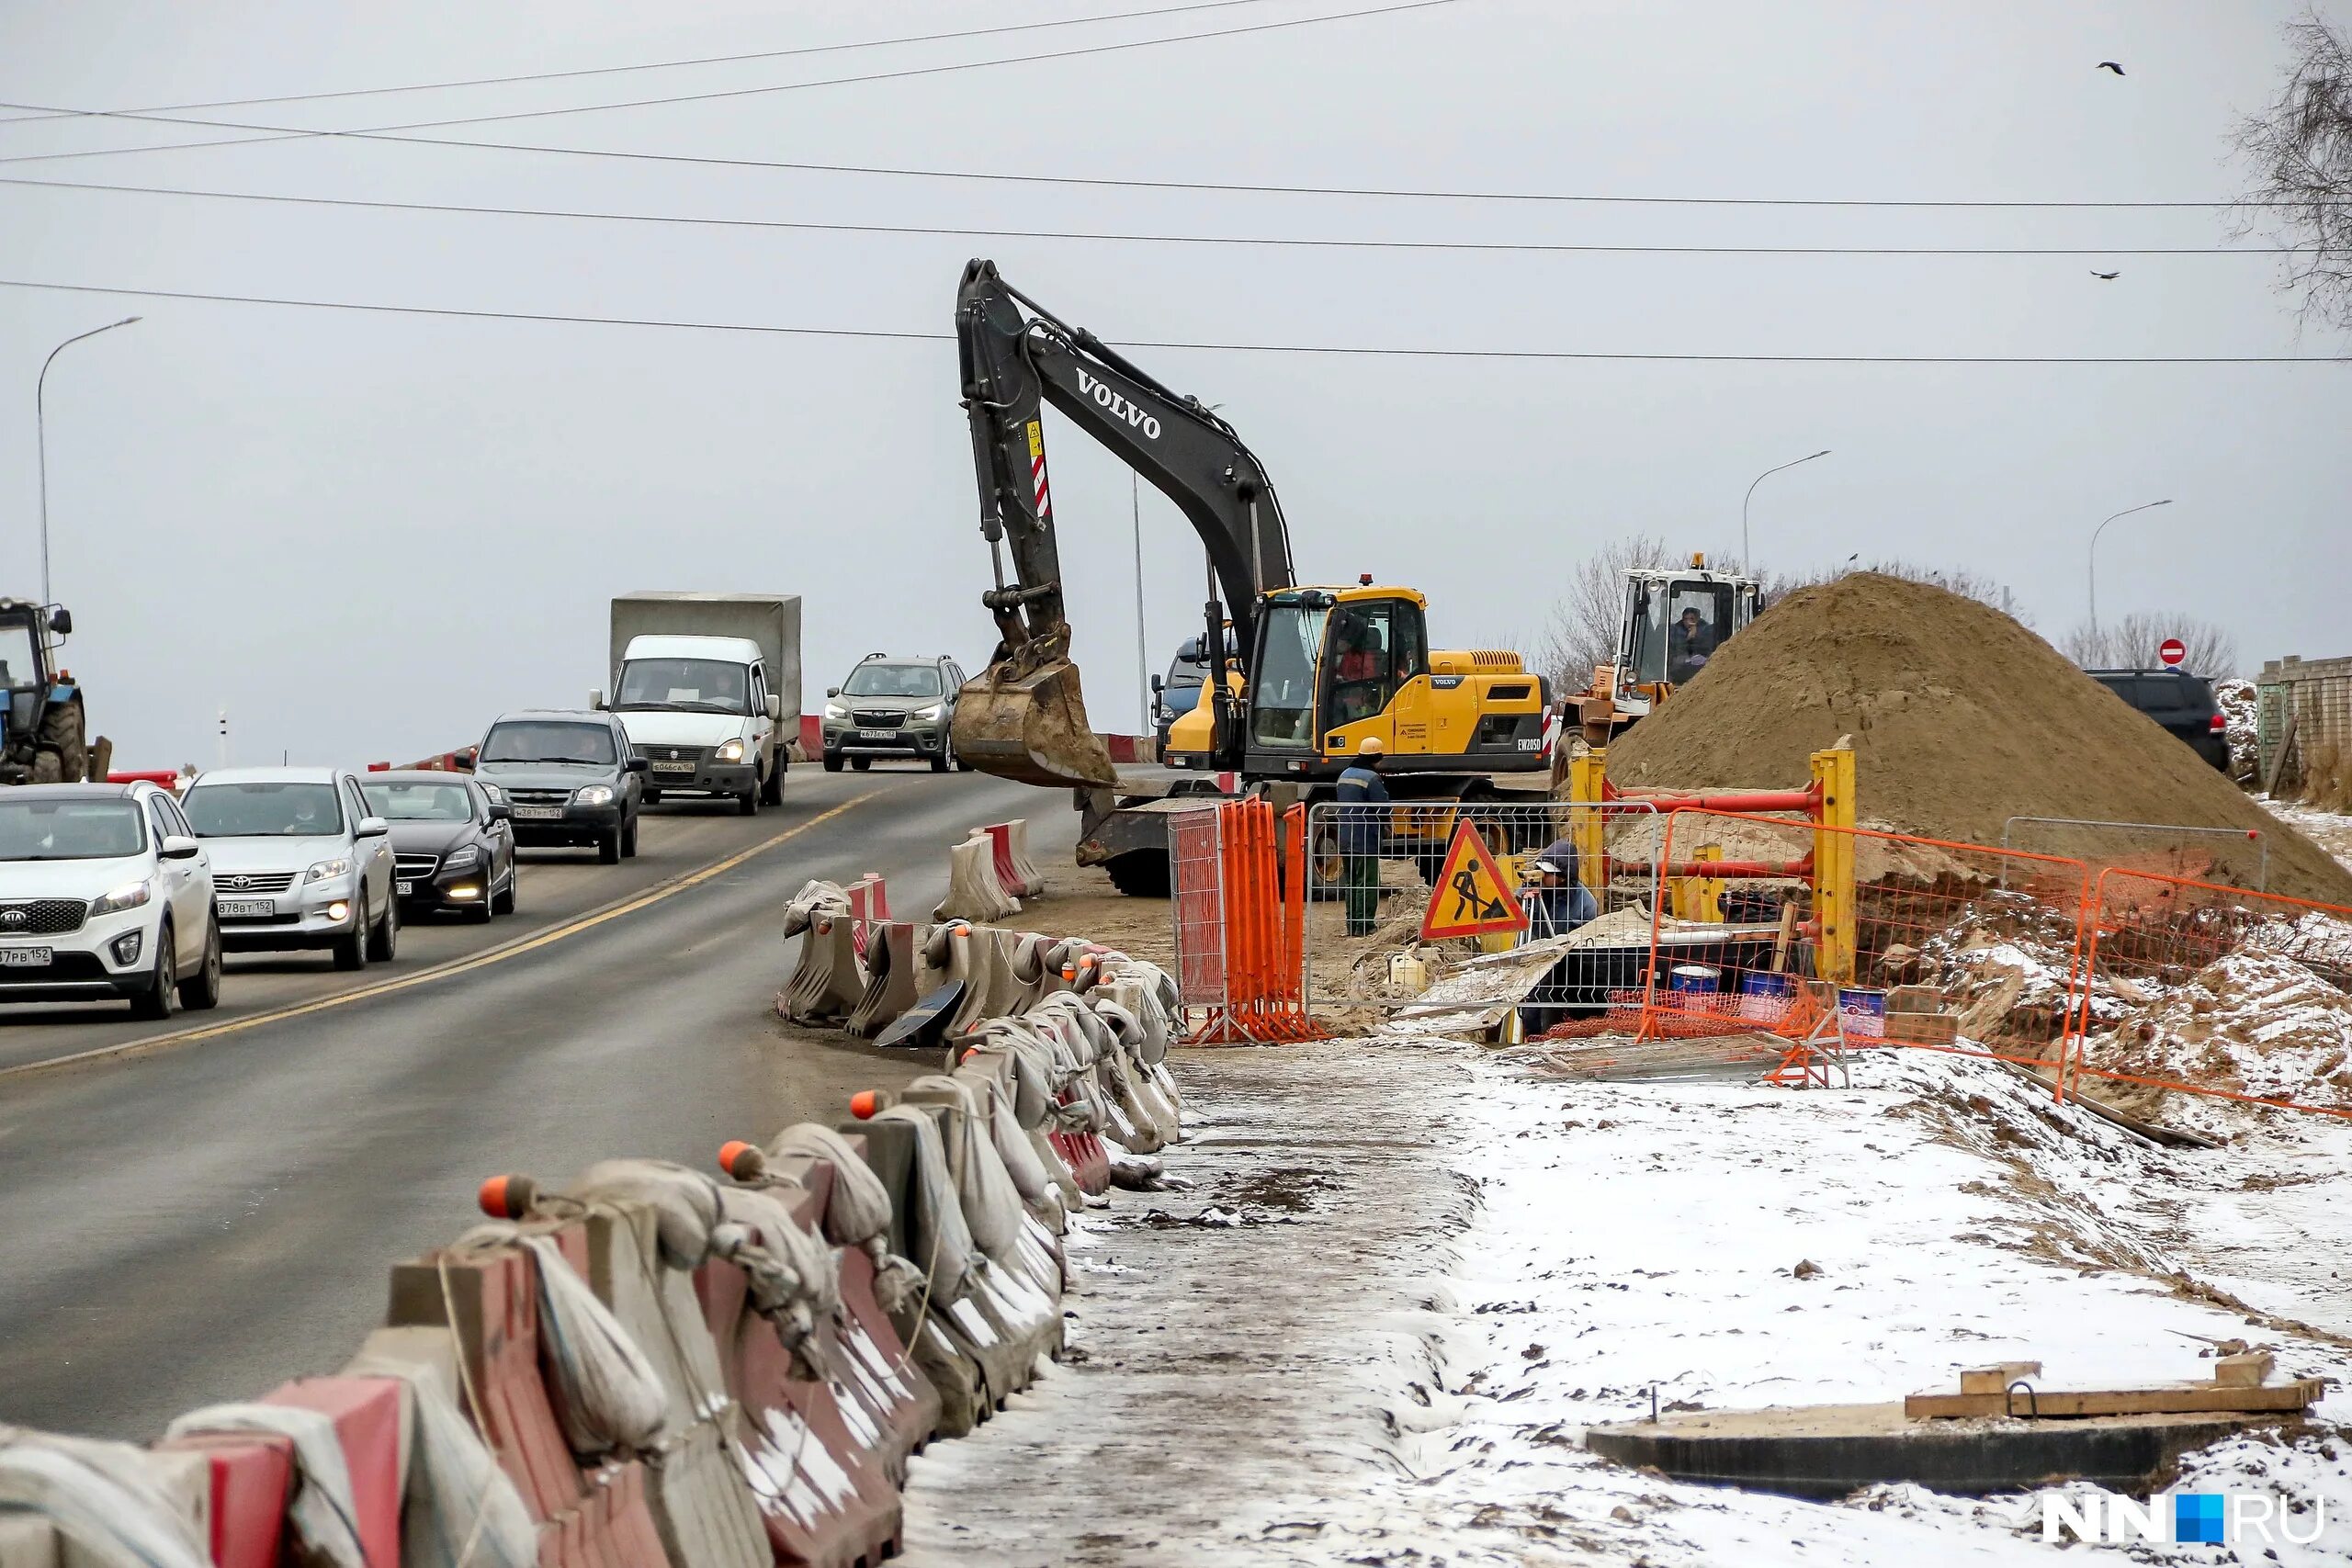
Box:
[1740,449,1831,567]
[2086,498,2172,634]
[37,315,141,605]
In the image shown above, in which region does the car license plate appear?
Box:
[0,946,51,968]
[514,805,564,820]
[396,880,416,897]
[650,760,695,773]
[858,728,896,739]
[219,898,275,919]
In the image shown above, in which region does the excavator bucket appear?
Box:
[952,653,1119,789]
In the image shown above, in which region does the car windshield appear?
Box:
[362,781,476,822]
[480,722,617,765]
[615,658,751,715]
[843,663,941,699]
[0,798,145,861]
[0,623,37,691]
[183,782,345,838]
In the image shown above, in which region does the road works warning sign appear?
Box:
[1419,820,1527,941]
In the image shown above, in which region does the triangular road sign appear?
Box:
[1419,819,1526,941]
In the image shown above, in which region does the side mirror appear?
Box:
[764,694,782,722]
[1150,675,1165,694]
[590,690,605,711]
[356,816,390,838]
[486,799,512,822]
[624,756,650,774]
[826,686,842,699]
[47,606,72,636]
[159,834,200,861]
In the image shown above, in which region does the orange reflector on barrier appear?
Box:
[476,1173,534,1219]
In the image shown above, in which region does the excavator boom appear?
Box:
[952,260,1295,786]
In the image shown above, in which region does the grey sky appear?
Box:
[1,0,2343,771]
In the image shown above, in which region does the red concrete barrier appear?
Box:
[1049,1125,1112,1196]
[799,715,823,754]
[106,769,182,788]
[260,1377,408,1568]
[388,1246,586,1524]
[153,1431,292,1568]
[845,874,889,961]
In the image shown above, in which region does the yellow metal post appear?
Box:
[1672,843,1724,922]
[1568,749,1608,897]
[1809,745,1857,985]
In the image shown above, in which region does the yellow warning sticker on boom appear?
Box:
[1419,820,1526,942]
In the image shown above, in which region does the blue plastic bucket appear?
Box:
[1669,964,1720,994]
[1837,987,1888,1038]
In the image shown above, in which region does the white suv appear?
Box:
[181,767,399,971]
[0,781,223,1019]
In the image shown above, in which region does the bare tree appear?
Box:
[2233,11,2352,329]
[1753,558,2033,626]
[2062,613,2240,677]
[1532,531,1668,687]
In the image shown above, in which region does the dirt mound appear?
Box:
[1606,573,2352,905]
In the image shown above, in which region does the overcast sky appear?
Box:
[1,0,2344,771]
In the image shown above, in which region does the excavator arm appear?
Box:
[954,258,1295,785]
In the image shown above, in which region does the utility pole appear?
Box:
[1133,471,1149,732]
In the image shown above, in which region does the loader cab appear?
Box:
[1618,565,1762,711]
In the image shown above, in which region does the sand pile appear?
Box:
[1606,573,2352,905]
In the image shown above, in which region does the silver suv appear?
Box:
[821,654,973,773]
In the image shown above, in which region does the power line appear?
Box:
[0,172,2298,255]
[0,0,1295,120]
[0,0,1461,167]
[2,276,2340,363]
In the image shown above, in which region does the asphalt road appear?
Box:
[0,765,1068,1438]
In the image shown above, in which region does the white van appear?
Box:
[606,634,782,814]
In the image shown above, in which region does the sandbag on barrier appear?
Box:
[954,1054,1059,1222]
[781,911,865,1027]
[843,1111,1001,1435]
[164,1402,368,1568]
[344,1327,539,1568]
[943,926,1006,1037]
[0,1429,209,1568]
[693,1184,905,1568]
[933,831,1019,923]
[844,920,921,1039]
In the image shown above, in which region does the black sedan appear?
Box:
[359,771,517,922]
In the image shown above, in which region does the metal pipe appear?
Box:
[36,315,141,605]
[1611,785,1819,814]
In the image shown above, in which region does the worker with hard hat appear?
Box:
[1336,736,1392,936]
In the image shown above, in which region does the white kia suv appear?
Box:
[0,781,223,1019]
[181,767,399,971]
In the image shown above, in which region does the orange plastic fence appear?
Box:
[1188,798,1323,1043]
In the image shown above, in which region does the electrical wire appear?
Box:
[0,0,1299,120]
[0,0,1461,167]
[0,276,2338,363]
[0,172,2295,254]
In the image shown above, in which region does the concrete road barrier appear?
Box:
[844,921,920,1039]
[933,832,1020,923]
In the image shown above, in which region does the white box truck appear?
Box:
[602,593,800,814]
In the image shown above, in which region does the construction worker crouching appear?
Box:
[1336,737,1391,937]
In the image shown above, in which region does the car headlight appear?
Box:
[305,857,351,884]
[477,782,505,805]
[911,705,944,722]
[824,703,847,720]
[715,738,745,762]
[89,880,153,917]
[573,784,615,807]
[442,845,482,871]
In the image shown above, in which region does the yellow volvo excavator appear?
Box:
[951,261,1551,892]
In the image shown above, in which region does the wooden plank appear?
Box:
[1906,1378,2322,1421]
[1770,904,1797,974]
[2214,1351,2276,1388]
[1959,1361,2042,1395]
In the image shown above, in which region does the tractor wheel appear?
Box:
[38,696,87,782]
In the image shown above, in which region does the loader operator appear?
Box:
[1335,737,1392,937]
[1668,605,1717,684]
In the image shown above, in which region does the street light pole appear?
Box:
[1740,449,1831,568]
[36,315,141,605]
[2086,498,2173,635]
[1133,470,1149,731]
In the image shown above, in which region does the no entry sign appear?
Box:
[2159,637,2187,668]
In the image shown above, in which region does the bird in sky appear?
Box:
[2091,269,2120,280]
[2098,61,2125,74]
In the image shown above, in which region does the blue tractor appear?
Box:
[0,599,91,784]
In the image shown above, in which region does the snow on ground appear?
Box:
[2260,796,2352,875]
[899,1038,2352,1566]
